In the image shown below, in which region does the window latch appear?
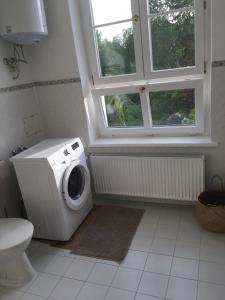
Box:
[132,14,139,22]
[139,86,146,93]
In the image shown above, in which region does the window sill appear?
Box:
[88,136,218,148]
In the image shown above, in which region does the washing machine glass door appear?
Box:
[63,160,90,210]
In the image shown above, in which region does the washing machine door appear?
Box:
[62,160,91,210]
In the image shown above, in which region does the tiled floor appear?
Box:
[2,202,225,300]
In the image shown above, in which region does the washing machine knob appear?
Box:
[64,149,70,156]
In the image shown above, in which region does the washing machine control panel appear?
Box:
[71,142,79,151]
[47,138,84,167]
[64,149,70,156]
[63,142,80,157]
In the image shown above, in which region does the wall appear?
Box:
[28,0,89,146]
[0,39,44,217]
[212,0,225,61]
[29,0,225,191]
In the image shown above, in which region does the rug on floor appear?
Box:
[52,205,144,262]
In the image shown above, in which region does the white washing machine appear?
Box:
[11,138,93,241]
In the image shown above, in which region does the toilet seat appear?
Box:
[0,218,33,250]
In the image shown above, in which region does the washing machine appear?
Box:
[11,138,93,241]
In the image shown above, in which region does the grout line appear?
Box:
[163,206,182,299]
[196,227,203,300]
[134,205,163,299]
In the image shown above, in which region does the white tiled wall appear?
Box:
[0,38,45,217]
[36,83,89,145]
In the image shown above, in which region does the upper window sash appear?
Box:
[81,0,205,85]
[81,0,144,85]
[140,0,205,79]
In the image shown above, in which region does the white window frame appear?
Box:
[81,0,144,85]
[80,0,208,138]
[93,78,204,137]
[140,0,205,79]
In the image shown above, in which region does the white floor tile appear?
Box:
[18,276,38,292]
[0,288,24,300]
[29,252,55,272]
[199,261,225,285]
[48,248,76,258]
[28,273,59,297]
[106,288,135,300]
[130,235,153,252]
[138,272,169,298]
[64,259,95,280]
[145,253,172,275]
[177,223,202,243]
[174,241,200,259]
[135,294,164,300]
[21,294,46,300]
[28,241,51,254]
[142,209,161,223]
[112,267,142,292]
[155,223,178,240]
[96,258,120,266]
[151,238,175,256]
[43,255,73,275]
[197,281,225,300]
[138,216,155,228]
[180,207,196,224]
[171,257,199,280]
[201,231,225,246]
[121,250,148,270]
[49,277,83,300]
[76,282,108,300]
[87,263,117,285]
[158,210,180,226]
[166,277,197,300]
[136,219,157,236]
[74,255,97,262]
[200,244,225,264]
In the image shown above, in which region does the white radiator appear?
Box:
[90,155,205,202]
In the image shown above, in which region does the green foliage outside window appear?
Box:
[97,0,196,128]
[105,94,143,127]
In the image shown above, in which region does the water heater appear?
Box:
[0,0,48,45]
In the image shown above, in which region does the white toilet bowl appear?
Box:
[0,218,36,287]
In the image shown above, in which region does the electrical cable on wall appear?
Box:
[3,44,28,80]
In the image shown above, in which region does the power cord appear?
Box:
[3,44,28,80]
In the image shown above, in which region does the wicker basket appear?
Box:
[197,191,225,232]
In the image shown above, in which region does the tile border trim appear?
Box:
[1,61,224,93]
[212,60,225,68]
[0,77,81,94]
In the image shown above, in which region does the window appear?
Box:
[81,0,207,137]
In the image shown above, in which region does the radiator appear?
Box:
[90,155,205,202]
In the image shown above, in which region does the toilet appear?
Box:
[0,218,36,287]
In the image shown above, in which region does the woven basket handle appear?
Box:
[211,175,224,191]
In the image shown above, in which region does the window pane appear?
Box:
[103,94,143,127]
[149,0,194,14]
[149,89,195,127]
[91,0,132,25]
[150,10,195,70]
[96,22,136,77]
